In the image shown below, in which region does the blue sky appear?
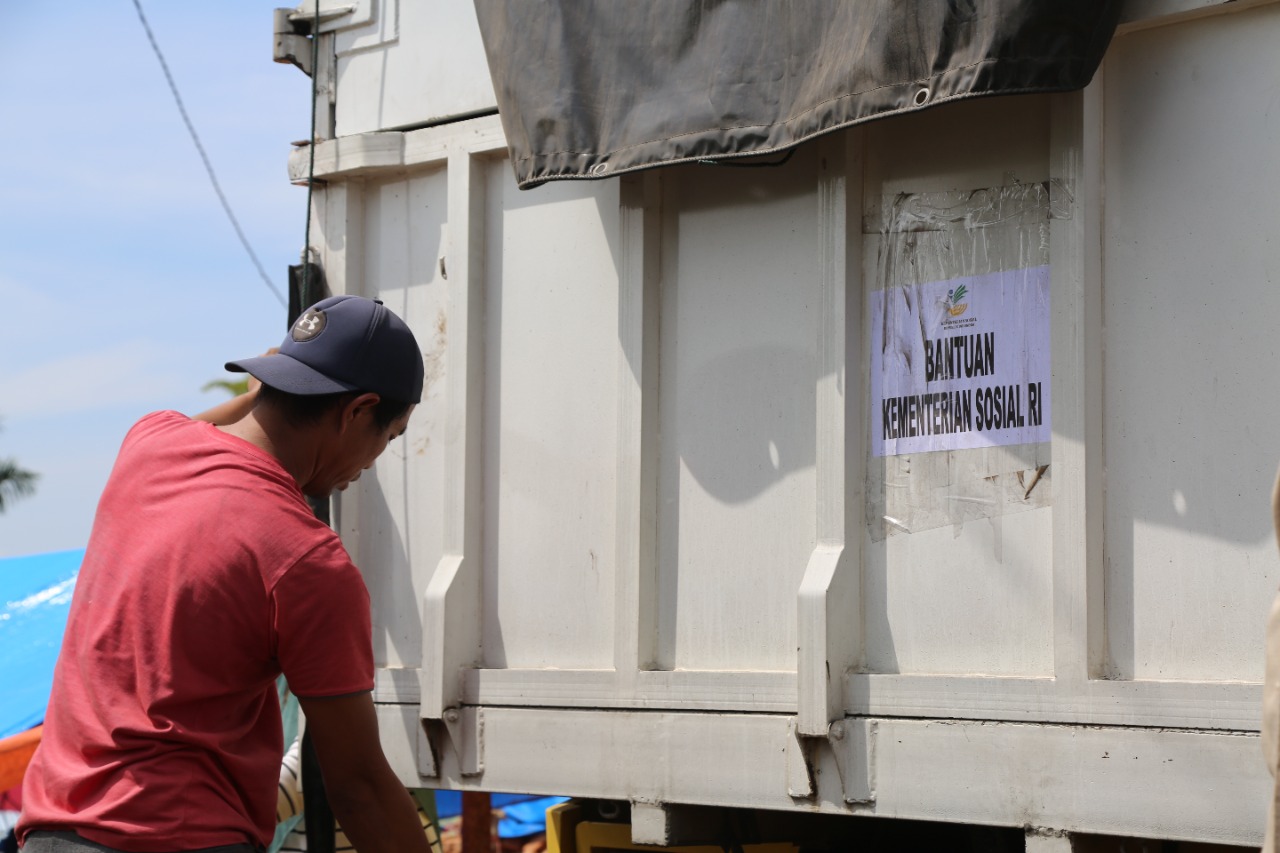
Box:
[0,3,311,557]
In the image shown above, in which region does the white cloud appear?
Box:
[0,340,189,419]
[0,273,63,320]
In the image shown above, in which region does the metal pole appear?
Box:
[461,791,492,853]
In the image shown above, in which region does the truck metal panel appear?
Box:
[287,0,1280,845]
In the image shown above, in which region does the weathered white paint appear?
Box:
[859,95,1056,678]
[376,704,1270,847]
[1024,830,1074,853]
[655,150,821,673]
[796,132,863,736]
[339,171,450,672]
[1119,0,1280,30]
[1048,84,1107,689]
[1101,2,1280,684]
[479,164,621,669]
[287,0,1280,845]
[294,0,497,135]
[612,171,662,681]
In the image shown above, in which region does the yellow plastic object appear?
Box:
[545,801,584,853]
[574,819,796,853]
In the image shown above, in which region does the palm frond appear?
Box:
[202,378,250,397]
[0,459,38,513]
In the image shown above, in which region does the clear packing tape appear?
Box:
[866,180,1065,542]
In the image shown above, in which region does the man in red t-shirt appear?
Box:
[19,296,432,853]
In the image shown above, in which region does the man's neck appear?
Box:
[220,408,320,491]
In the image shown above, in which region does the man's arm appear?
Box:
[298,691,433,853]
[193,349,274,425]
[192,385,259,425]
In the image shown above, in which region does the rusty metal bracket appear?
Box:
[419,706,485,779]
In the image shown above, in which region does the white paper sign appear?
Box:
[871,265,1051,457]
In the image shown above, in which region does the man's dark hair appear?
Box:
[256,383,411,431]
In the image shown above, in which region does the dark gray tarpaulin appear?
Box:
[472,1,1122,189]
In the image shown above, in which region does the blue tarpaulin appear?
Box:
[0,549,82,740]
[432,792,567,838]
[496,797,567,838]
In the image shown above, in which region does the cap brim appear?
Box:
[225,354,359,395]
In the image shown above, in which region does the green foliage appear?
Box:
[203,377,251,397]
[0,459,37,512]
[0,418,37,513]
[951,284,968,303]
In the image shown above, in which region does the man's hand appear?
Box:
[244,347,278,396]
[298,692,433,853]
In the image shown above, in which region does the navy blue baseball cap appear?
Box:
[226,295,424,404]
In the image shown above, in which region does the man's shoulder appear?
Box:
[286,531,358,576]
[126,408,189,436]
[123,410,292,486]
[118,411,206,456]
[267,531,365,606]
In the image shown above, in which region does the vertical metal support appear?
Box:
[301,729,336,853]
[797,131,864,737]
[312,32,337,142]
[306,181,365,298]
[420,151,486,729]
[461,792,492,853]
[1049,82,1105,686]
[615,171,663,681]
[314,182,368,549]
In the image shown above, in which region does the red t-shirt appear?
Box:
[18,411,375,851]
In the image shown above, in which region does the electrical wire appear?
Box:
[129,0,288,309]
[301,0,321,305]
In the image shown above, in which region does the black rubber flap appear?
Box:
[473,0,1122,189]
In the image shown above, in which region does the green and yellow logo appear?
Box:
[945,284,969,317]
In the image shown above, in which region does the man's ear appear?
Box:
[337,392,382,433]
